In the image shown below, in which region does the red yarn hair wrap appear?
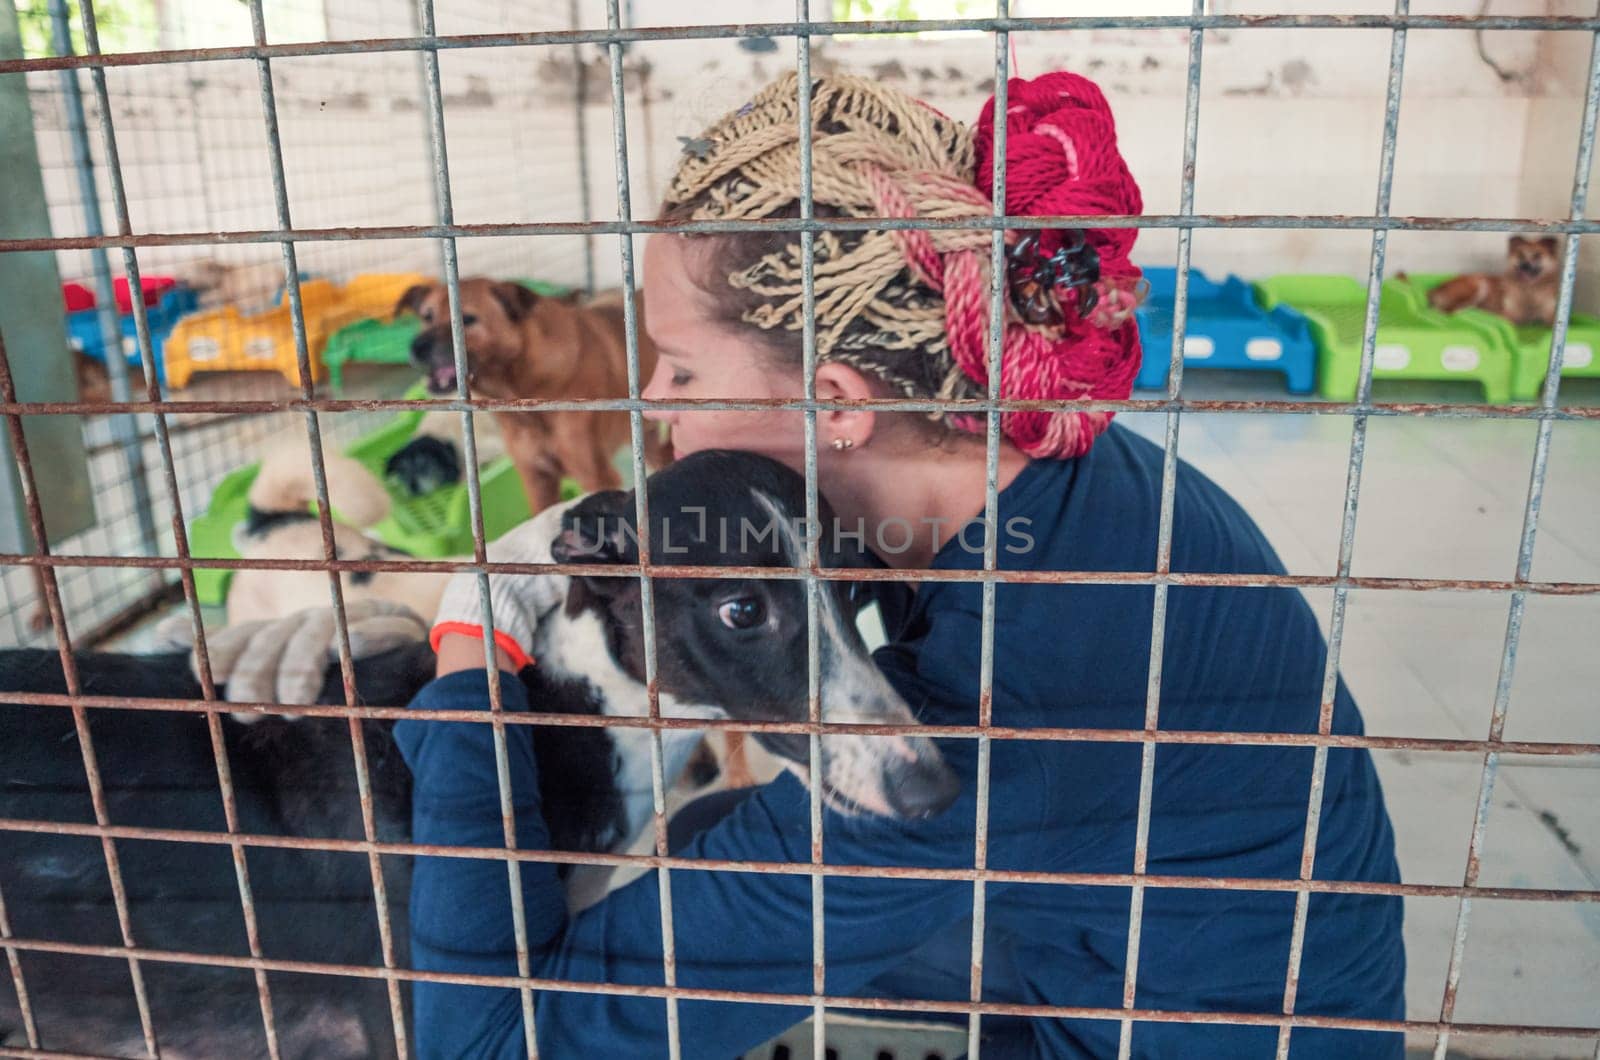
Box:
[951,71,1145,459]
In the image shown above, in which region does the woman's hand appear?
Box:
[428,502,574,677]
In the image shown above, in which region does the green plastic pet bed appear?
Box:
[187,397,574,607]
[1387,272,1600,402]
[1254,274,1514,404]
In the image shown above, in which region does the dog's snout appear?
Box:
[884,753,961,819]
[409,329,442,365]
[410,328,461,393]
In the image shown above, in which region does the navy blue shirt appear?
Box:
[395,423,1405,1058]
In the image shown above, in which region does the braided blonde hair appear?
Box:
[660,71,1000,418]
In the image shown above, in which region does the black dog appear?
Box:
[544,449,959,820]
[0,644,622,1058]
[384,434,461,496]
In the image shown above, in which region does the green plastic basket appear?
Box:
[1388,272,1600,402]
[1253,274,1514,404]
[322,277,576,393]
[188,391,578,607]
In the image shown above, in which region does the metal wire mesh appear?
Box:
[2,3,1598,1059]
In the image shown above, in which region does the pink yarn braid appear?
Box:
[940,71,1145,458]
[864,165,945,289]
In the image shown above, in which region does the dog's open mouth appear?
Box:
[425,361,459,394]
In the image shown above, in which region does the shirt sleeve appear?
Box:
[394,669,1016,1059]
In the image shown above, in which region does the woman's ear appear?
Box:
[814,361,879,450]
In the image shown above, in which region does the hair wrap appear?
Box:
[662,69,1145,458]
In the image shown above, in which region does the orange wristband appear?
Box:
[429,622,536,672]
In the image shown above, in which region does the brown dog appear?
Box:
[1427,236,1561,327]
[398,278,671,512]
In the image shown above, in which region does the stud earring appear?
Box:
[830,437,855,451]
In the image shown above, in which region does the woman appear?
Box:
[401,71,1405,1057]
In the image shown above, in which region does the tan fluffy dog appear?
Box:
[398,278,671,512]
[1427,236,1561,327]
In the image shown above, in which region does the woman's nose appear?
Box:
[641,366,673,422]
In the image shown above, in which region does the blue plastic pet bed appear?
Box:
[1134,266,1317,394]
[66,285,197,387]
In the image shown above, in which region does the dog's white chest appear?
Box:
[537,608,723,847]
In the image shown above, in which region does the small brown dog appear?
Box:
[1427,236,1561,327]
[398,278,671,511]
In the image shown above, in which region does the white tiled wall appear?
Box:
[31,0,1592,298]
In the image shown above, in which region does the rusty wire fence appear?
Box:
[0,0,594,651]
[1,2,1598,1059]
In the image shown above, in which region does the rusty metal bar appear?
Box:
[3,813,1599,904]
[6,688,1600,759]
[1117,5,1205,1055]
[790,4,828,1056]
[4,212,1597,257]
[1,13,1597,76]
[243,0,411,1051]
[1276,6,1409,1056]
[1,933,1598,1045]
[0,341,159,1057]
[1433,15,1600,1058]
[74,0,282,1051]
[601,1,680,1053]
[0,880,38,1050]
[4,549,1596,597]
[5,392,1600,422]
[965,8,1009,1057]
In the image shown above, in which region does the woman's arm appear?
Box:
[395,651,993,1058]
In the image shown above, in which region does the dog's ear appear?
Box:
[1508,236,1528,251]
[489,282,540,323]
[552,489,639,598]
[394,283,432,321]
[1538,236,1559,253]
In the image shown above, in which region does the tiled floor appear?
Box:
[1122,373,1600,1057]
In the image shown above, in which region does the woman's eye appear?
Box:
[717,597,766,630]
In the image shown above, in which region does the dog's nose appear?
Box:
[409,333,432,363]
[884,754,961,819]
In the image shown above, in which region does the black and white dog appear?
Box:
[0,450,957,1058]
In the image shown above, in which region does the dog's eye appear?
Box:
[672,368,693,387]
[421,309,433,323]
[461,314,478,327]
[718,597,766,630]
